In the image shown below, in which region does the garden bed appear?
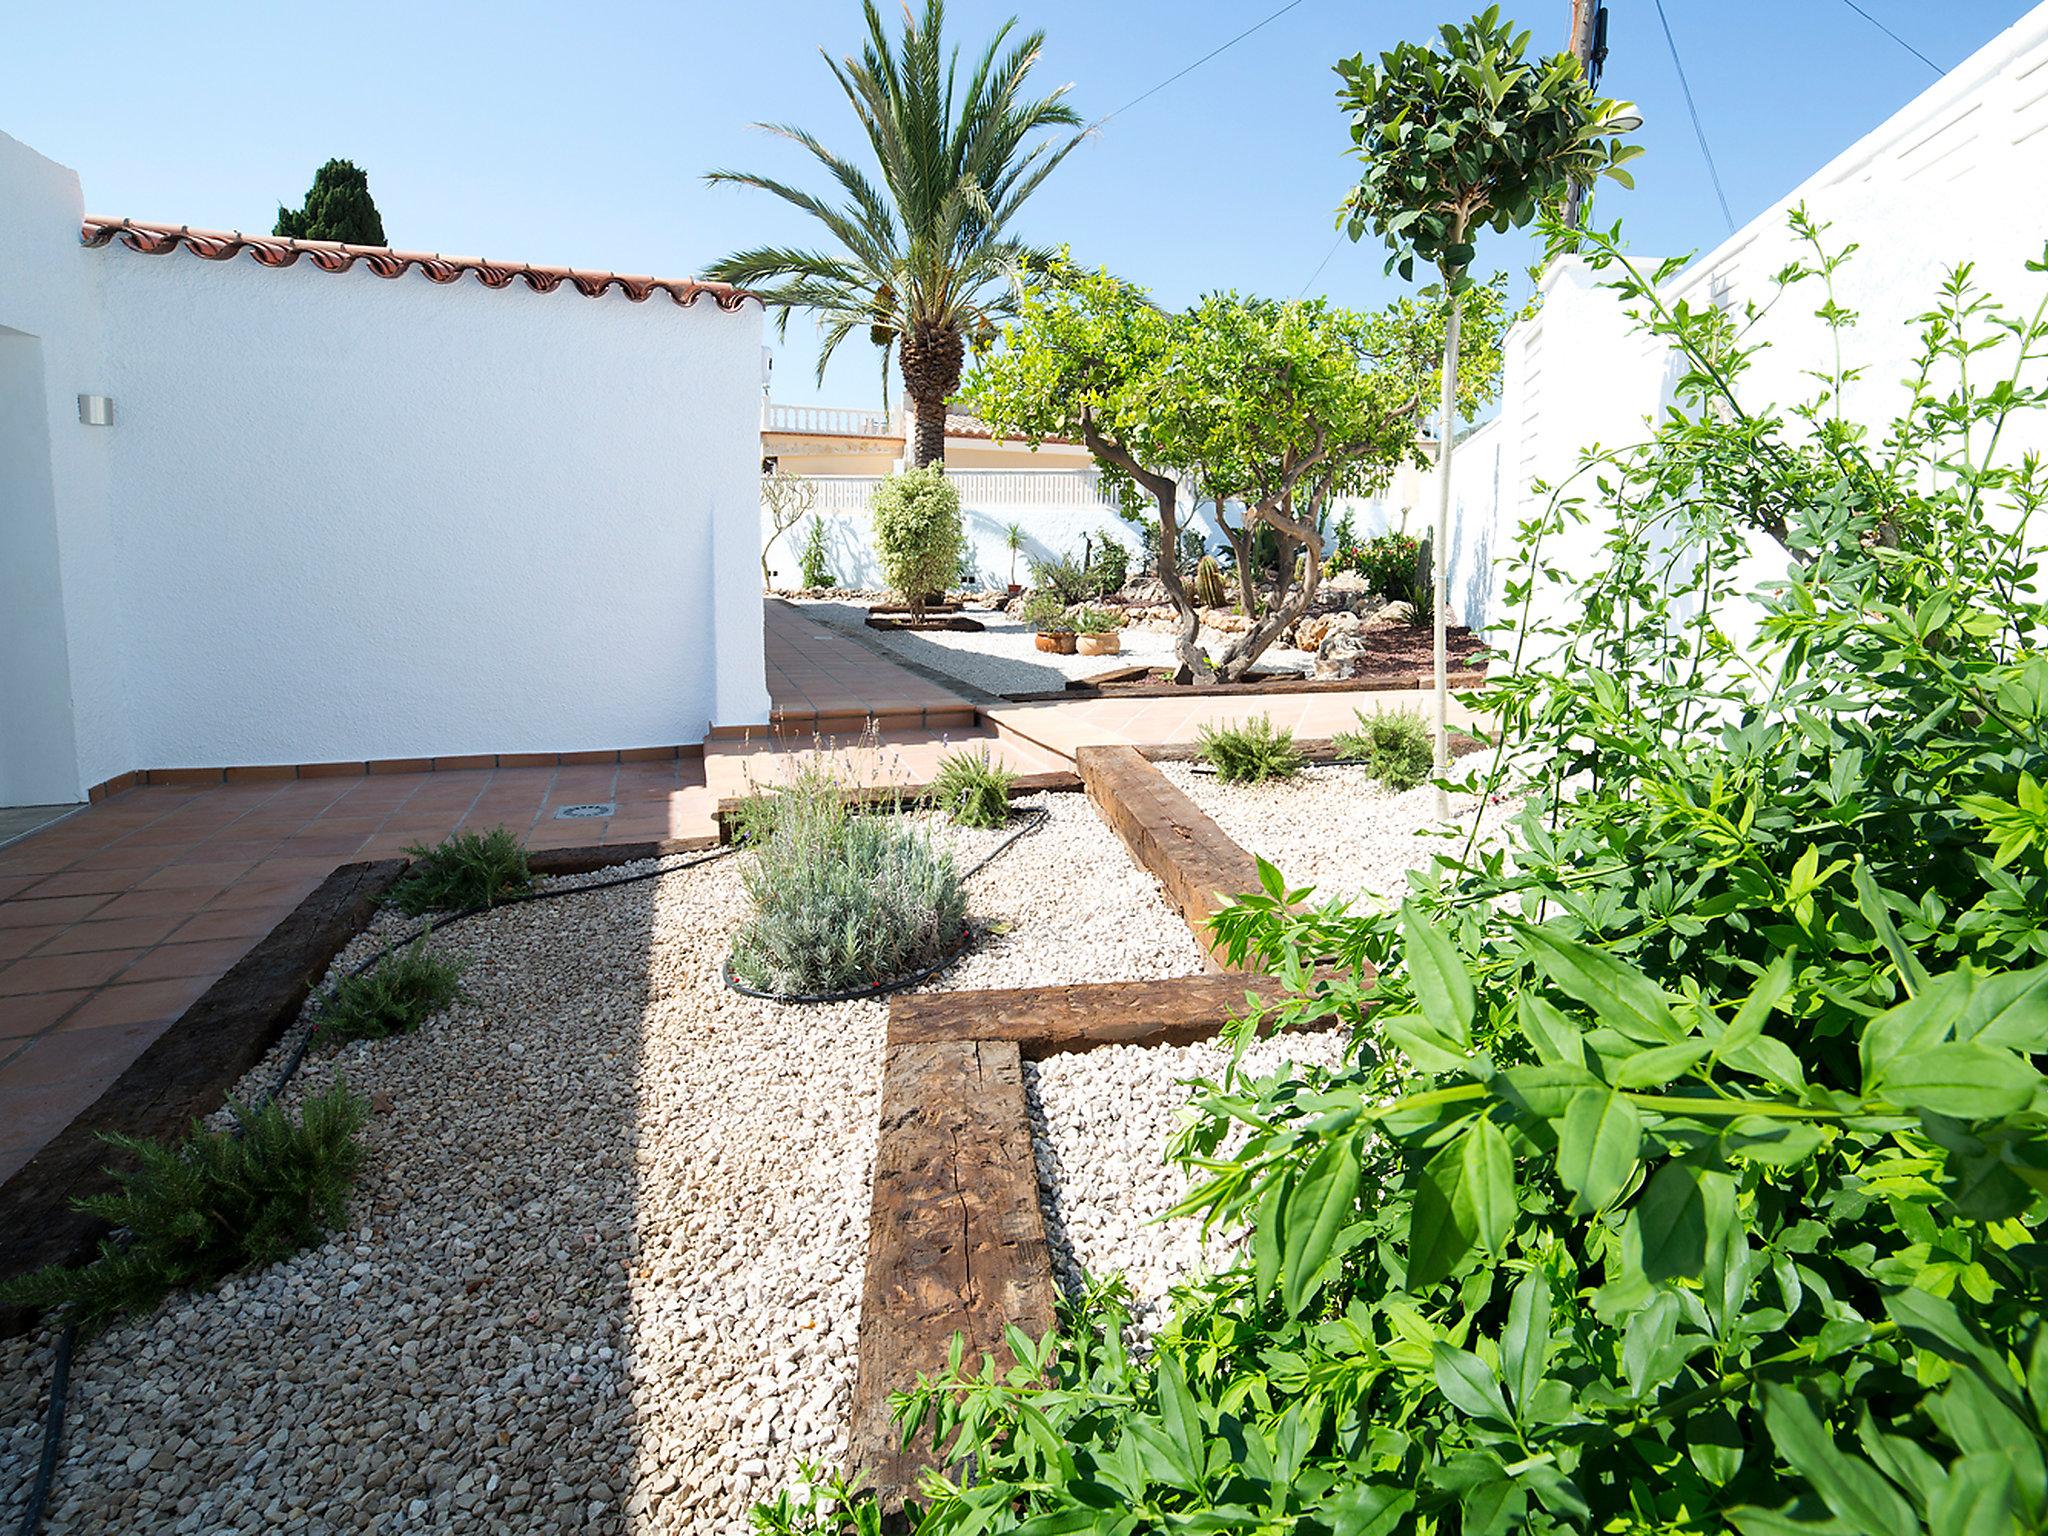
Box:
[1156,760,1511,909]
[1027,1028,1351,1348]
[0,794,1204,1535]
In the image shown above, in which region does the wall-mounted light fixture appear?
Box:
[77,394,113,426]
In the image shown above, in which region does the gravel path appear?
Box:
[1158,761,1512,909]
[0,794,1203,1536]
[793,599,1315,696]
[1027,1030,1352,1348]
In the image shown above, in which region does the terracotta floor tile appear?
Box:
[205,875,322,911]
[0,989,88,1039]
[3,1020,167,1088]
[0,893,111,928]
[31,912,193,954]
[133,859,261,890]
[0,925,66,962]
[91,885,222,921]
[56,976,211,1034]
[171,905,290,944]
[116,938,251,984]
[0,947,144,996]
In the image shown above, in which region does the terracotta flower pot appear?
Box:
[1075,631,1122,656]
[1035,630,1077,654]
[1006,583,1023,597]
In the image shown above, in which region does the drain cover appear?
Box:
[555,803,615,820]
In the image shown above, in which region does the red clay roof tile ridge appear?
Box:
[79,216,761,312]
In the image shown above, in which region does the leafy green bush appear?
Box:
[1356,528,1420,600]
[775,219,2048,1536]
[0,1080,368,1331]
[928,746,1015,829]
[388,826,533,915]
[729,761,966,996]
[1088,539,1130,596]
[1195,714,1304,784]
[798,515,834,589]
[1028,549,1094,606]
[1021,589,1071,631]
[312,940,465,1049]
[1334,706,1433,790]
[1068,605,1118,634]
[870,465,962,620]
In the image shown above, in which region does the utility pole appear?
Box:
[1563,0,1609,228]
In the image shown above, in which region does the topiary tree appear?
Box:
[869,464,962,620]
[1336,6,1638,799]
[274,159,388,245]
[961,259,1502,683]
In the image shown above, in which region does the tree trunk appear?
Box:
[898,324,964,469]
[1216,513,1323,682]
[1430,290,1462,818]
[1077,415,1214,684]
[909,397,948,468]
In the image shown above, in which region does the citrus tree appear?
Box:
[960,262,1503,683]
[1336,6,1640,796]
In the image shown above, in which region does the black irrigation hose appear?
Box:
[12,841,737,1536]
[12,806,1050,1535]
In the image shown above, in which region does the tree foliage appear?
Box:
[1334,6,1639,287]
[959,260,1503,682]
[273,159,387,246]
[870,464,963,619]
[704,0,1083,466]
[769,221,2048,1536]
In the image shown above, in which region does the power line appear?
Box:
[1836,0,1944,76]
[1652,0,1736,236]
[1091,0,1312,128]
[1296,230,1346,298]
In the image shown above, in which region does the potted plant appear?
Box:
[1024,589,1075,653]
[1004,522,1026,596]
[1071,605,1121,656]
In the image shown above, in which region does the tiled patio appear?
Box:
[0,599,1477,1186]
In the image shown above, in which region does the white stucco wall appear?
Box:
[0,128,768,801]
[1448,2,2048,639]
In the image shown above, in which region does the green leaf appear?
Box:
[1281,1138,1362,1317]
[1501,1270,1551,1420]
[1555,1087,1640,1211]
[1634,1160,1708,1281]
[1404,901,1475,1044]
[1880,1043,2036,1119]
[1515,923,1682,1042]
[1928,1453,2018,1536]
[1432,1342,1511,1425]
[1612,1038,1713,1089]
[1461,1117,1517,1253]
[1517,992,1583,1066]
[1321,1483,1416,1536]
[1408,1117,1514,1286]
[1761,1386,1919,1536]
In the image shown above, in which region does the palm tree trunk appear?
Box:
[910,398,948,468]
[1431,291,1461,819]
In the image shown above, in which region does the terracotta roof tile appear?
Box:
[80,217,759,312]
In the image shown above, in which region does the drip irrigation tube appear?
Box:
[11,804,1050,1534]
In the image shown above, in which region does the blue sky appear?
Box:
[9,1,2035,405]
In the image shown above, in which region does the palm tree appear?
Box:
[704,0,1083,468]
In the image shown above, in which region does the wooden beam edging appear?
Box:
[888,971,1342,1056]
[1075,744,1264,971]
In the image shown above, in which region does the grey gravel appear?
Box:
[0,793,1202,1535]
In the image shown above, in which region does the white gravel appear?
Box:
[793,599,1315,696]
[1027,1029,1353,1348]
[1158,761,1515,910]
[0,793,1203,1536]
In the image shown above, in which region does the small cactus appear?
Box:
[1192,554,1227,608]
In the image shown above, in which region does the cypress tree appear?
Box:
[273,159,387,245]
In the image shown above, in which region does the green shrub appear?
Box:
[1333,707,1432,789]
[1021,589,1071,631]
[0,1080,368,1331]
[1195,714,1304,784]
[827,216,2048,1536]
[928,746,1015,829]
[1068,605,1118,634]
[1355,529,1420,600]
[312,939,466,1049]
[1027,550,1094,606]
[1088,539,1129,596]
[870,465,962,619]
[387,827,533,915]
[798,515,834,589]
[729,761,966,996]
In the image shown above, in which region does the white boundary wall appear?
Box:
[0,129,769,803]
[1446,3,2048,637]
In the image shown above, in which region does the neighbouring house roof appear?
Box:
[942,411,1080,446]
[79,217,760,312]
